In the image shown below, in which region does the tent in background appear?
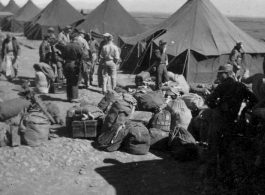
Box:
[75,0,146,44]
[2,0,41,32]
[0,1,4,11]
[1,0,20,14]
[0,0,20,27]
[25,0,84,40]
[119,0,265,84]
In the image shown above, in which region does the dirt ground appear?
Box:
[0,34,203,195]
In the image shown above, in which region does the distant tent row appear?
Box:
[2,0,41,32]
[0,0,19,27]
[119,0,265,84]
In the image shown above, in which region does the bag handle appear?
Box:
[19,115,28,133]
[111,124,125,144]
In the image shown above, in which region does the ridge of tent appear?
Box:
[14,0,41,22]
[0,1,4,11]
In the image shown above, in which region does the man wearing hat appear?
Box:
[100,33,120,94]
[229,41,243,79]
[1,33,21,79]
[153,39,169,90]
[47,27,56,39]
[202,64,257,193]
[39,34,51,64]
[77,29,92,88]
[58,25,71,43]
[62,32,83,103]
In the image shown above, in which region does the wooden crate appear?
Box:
[71,120,102,138]
[53,83,66,94]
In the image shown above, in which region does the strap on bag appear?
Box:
[168,125,181,147]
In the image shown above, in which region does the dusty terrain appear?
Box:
[0,34,203,195]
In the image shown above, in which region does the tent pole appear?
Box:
[186,49,191,83]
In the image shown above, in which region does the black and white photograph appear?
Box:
[0,0,265,194]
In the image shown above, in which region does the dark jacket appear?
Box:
[1,37,21,60]
[205,77,257,121]
[154,48,168,65]
[39,40,50,63]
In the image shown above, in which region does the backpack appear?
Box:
[0,98,30,122]
[148,110,171,132]
[97,123,128,152]
[149,128,169,150]
[168,125,197,161]
[181,93,204,112]
[101,99,135,134]
[19,112,50,147]
[135,90,166,112]
[135,71,150,87]
[165,98,192,130]
[122,122,151,155]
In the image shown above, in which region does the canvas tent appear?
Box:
[0,12,13,27]
[25,0,84,40]
[75,0,146,44]
[119,0,265,84]
[0,2,4,10]
[1,0,20,14]
[2,0,41,32]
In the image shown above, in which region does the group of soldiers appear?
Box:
[38,26,121,102]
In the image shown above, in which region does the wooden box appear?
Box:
[71,120,102,138]
[53,82,66,94]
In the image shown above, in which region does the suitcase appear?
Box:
[71,120,103,138]
[53,82,66,94]
[129,111,153,126]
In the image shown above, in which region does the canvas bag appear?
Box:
[98,90,121,113]
[181,93,204,112]
[0,98,31,122]
[122,122,151,155]
[149,128,169,150]
[148,110,171,132]
[136,90,165,112]
[97,123,129,152]
[20,112,50,147]
[101,99,135,134]
[165,98,192,130]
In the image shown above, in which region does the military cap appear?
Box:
[70,32,79,39]
[48,27,55,32]
[103,32,112,37]
[65,25,72,30]
[159,39,167,45]
[236,41,243,46]
[78,29,86,34]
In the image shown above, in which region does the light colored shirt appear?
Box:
[35,71,49,94]
[58,32,70,43]
[100,42,120,61]
[77,36,89,51]
[7,42,14,56]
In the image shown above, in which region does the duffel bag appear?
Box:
[98,90,121,113]
[20,112,50,147]
[181,93,204,112]
[165,98,192,130]
[122,122,151,155]
[149,128,169,150]
[135,71,150,87]
[101,99,135,134]
[168,125,197,161]
[167,72,190,94]
[136,90,165,112]
[98,123,128,152]
[0,98,31,122]
[148,110,171,132]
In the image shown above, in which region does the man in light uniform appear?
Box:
[58,25,71,43]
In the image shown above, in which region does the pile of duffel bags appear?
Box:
[94,87,206,159]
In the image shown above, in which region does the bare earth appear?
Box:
[0,35,202,195]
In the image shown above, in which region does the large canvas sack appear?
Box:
[135,71,150,86]
[98,123,129,152]
[101,99,134,134]
[122,122,151,155]
[148,110,171,132]
[168,125,197,161]
[20,112,50,147]
[181,93,204,112]
[165,98,192,130]
[0,98,31,122]
[98,90,121,113]
[136,90,165,112]
[149,128,169,150]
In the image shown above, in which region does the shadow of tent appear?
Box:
[95,158,200,195]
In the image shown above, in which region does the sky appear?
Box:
[1,0,265,17]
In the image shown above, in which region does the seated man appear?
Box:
[33,63,55,94]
